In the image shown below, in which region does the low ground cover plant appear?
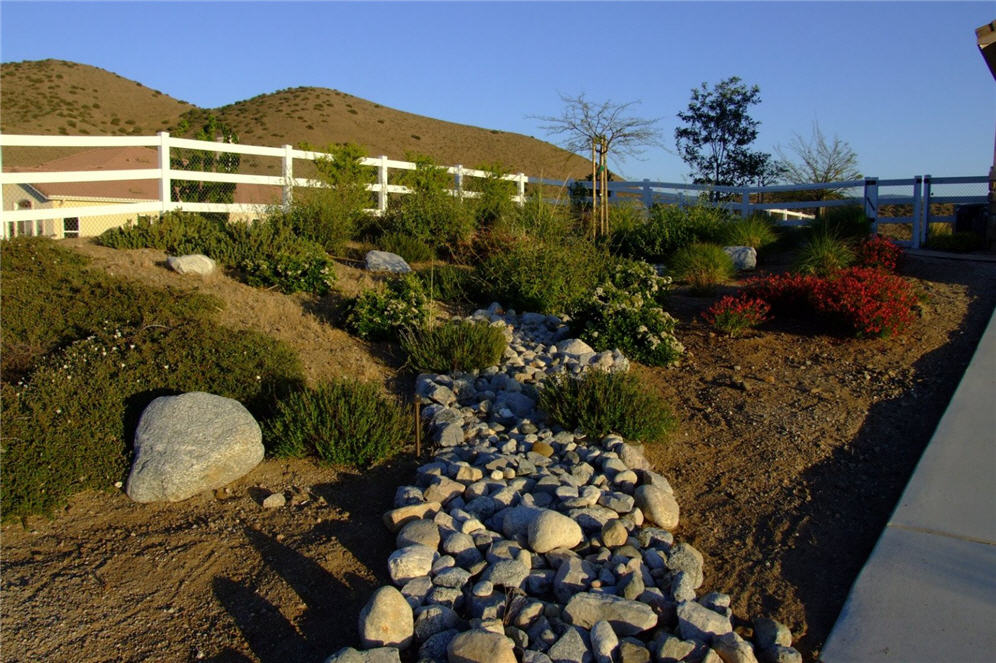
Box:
[400,319,507,374]
[670,243,735,295]
[538,370,677,444]
[345,273,432,341]
[264,378,411,468]
[702,295,770,337]
[857,235,904,272]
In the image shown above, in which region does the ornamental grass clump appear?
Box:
[794,230,856,277]
[265,379,411,468]
[345,273,432,342]
[538,370,677,445]
[669,243,735,295]
[400,319,508,374]
[721,215,779,250]
[702,296,770,337]
[571,261,684,367]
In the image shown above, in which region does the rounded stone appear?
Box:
[447,629,517,663]
[634,484,679,530]
[527,509,583,553]
[358,586,414,649]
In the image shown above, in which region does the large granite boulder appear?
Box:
[166,254,217,275]
[125,392,263,502]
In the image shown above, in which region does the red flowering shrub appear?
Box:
[742,272,818,314]
[857,235,904,272]
[809,267,918,337]
[702,296,770,337]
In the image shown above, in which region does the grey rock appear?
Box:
[401,575,433,608]
[590,620,618,663]
[358,586,414,649]
[563,592,657,636]
[554,557,597,604]
[447,629,517,663]
[528,509,583,553]
[388,545,436,585]
[676,600,732,643]
[435,422,465,447]
[757,645,802,663]
[653,635,696,663]
[597,491,635,514]
[413,604,461,641]
[712,632,758,663]
[262,492,286,508]
[723,246,757,271]
[752,618,792,649]
[523,651,554,663]
[419,628,459,663]
[323,647,401,663]
[423,476,465,505]
[601,519,629,548]
[671,570,697,602]
[126,392,263,503]
[442,531,482,567]
[397,519,441,550]
[634,485,679,530]
[667,543,704,589]
[618,639,650,663]
[433,566,471,588]
[482,559,529,589]
[556,339,595,356]
[548,627,591,663]
[366,250,412,273]
[166,254,216,275]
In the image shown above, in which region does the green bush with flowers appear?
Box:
[345,273,432,341]
[571,260,684,366]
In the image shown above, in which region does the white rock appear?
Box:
[365,250,412,273]
[126,392,262,503]
[358,586,414,649]
[166,254,216,275]
[723,246,757,271]
[527,509,583,553]
[387,545,436,585]
[634,484,679,530]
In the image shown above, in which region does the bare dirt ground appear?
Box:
[2,242,994,662]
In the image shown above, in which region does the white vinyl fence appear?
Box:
[1,133,989,248]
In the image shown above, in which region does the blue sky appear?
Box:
[2,1,993,182]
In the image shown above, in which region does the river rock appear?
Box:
[723,246,757,271]
[563,593,657,636]
[528,509,583,553]
[366,250,412,273]
[387,545,436,585]
[447,629,517,663]
[166,254,216,275]
[359,586,414,649]
[634,484,679,530]
[126,392,263,503]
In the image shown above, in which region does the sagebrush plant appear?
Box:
[571,261,684,367]
[377,231,436,264]
[416,264,480,305]
[505,190,578,241]
[609,201,732,262]
[2,320,303,520]
[857,235,904,272]
[538,370,678,444]
[721,215,778,250]
[400,319,508,374]
[346,273,432,341]
[468,162,517,228]
[794,230,855,276]
[702,295,770,337]
[476,235,610,315]
[809,266,918,337]
[265,379,411,468]
[669,243,735,295]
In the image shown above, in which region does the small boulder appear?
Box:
[528,509,583,553]
[723,246,757,271]
[167,254,216,276]
[366,250,412,273]
[634,484,679,530]
[126,392,263,503]
[447,629,517,663]
[358,586,414,649]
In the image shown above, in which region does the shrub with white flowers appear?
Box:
[346,273,432,342]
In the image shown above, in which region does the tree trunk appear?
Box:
[591,139,597,239]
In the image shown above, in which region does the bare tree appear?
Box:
[776,123,861,200]
[533,93,662,237]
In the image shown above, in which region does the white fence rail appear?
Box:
[1,133,989,248]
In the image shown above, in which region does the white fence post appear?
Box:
[864,177,879,234]
[922,174,932,245]
[282,144,294,209]
[642,179,652,209]
[740,190,750,218]
[912,175,923,249]
[377,156,389,214]
[516,173,526,206]
[158,131,171,215]
[454,164,464,199]
[0,139,5,239]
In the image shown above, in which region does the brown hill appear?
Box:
[1,59,589,180]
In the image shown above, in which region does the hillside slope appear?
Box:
[1,59,589,179]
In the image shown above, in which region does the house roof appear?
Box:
[6,146,280,205]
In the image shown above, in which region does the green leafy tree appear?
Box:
[170,114,240,204]
[675,77,770,193]
[776,122,861,201]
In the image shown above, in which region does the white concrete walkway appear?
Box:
[821,309,996,661]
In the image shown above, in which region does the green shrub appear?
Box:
[795,230,856,276]
[721,215,778,250]
[504,190,577,241]
[538,370,677,444]
[925,226,985,252]
[468,162,517,228]
[377,231,436,264]
[476,236,609,314]
[281,142,374,253]
[378,154,475,255]
[1,237,220,382]
[807,205,872,239]
[609,201,732,262]
[669,243,735,295]
[401,319,508,373]
[571,260,683,367]
[416,264,480,304]
[264,379,410,468]
[346,273,432,341]
[98,212,230,254]
[1,320,303,520]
